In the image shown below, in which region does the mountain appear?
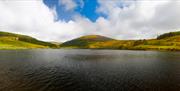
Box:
[0,31,58,49]
[60,35,113,48]
[60,31,180,51]
[60,35,135,49]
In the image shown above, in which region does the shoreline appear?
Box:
[0,47,180,52]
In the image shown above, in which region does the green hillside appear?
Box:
[0,31,58,49]
[60,31,180,51]
[60,35,136,49]
[60,35,116,48]
[1,31,180,51]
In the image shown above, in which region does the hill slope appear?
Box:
[60,35,135,49]
[60,32,180,51]
[60,35,115,48]
[0,31,58,49]
[1,31,180,51]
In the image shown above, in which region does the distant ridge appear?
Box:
[78,35,114,41]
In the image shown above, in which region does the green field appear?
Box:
[0,31,59,49]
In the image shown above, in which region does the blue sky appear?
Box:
[0,0,179,42]
[43,0,106,22]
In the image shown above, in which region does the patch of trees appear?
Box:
[157,31,180,39]
[60,39,89,48]
[133,39,147,46]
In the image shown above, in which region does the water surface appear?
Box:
[0,49,180,91]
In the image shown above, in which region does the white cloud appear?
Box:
[96,0,180,39]
[0,0,180,42]
[0,0,85,42]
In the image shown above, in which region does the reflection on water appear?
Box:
[0,49,180,91]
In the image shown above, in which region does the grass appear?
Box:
[0,31,58,48]
[132,45,180,51]
[0,37,47,49]
[0,31,61,49]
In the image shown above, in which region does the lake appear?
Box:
[0,49,180,91]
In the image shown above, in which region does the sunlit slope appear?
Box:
[131,31,180,51]
[0,31,58,49]
[60,31,180,51]
[133,33,180,51]
[60,35,135,49]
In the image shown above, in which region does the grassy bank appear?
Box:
[0,31,59,49]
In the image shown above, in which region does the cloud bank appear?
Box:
[0,0,180,42]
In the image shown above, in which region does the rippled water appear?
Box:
[0,49,180,91]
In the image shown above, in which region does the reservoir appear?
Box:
[0,49,180,91]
